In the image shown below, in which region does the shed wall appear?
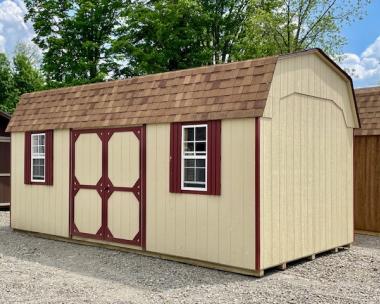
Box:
[11,130,70,237]
[354,135,380,233]
[260,54,354,269]
[146,119,256,270]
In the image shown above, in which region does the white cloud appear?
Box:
[0,0,34,55]
[340,36,380,88]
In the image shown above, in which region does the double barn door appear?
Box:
[70,127,146,247]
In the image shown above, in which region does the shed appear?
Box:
[6,49,359,276]
[0,110,11,209]
[354,87,380,234]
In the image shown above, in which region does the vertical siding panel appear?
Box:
[146,125,156,251]
[287,92,295,260]
[185,195,197,258]
[293,94,302,259]
[326,102,332,248]
[307,97,314,254]
[246,119,255,268]
[300,96,307,256]
[261,53,355,269]
[279,89,287,264]
[146,120,255,270]
[261,118,272,266]
[196,195,208,261]
[11,131,70,237]
[231,121,244,265]
[161,125,172,253]
[271,86,280,267]
[219,120,232,265]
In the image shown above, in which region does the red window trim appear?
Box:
[170,120,221,195]
[24,130,54,186]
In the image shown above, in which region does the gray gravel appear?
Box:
[0,211,379,304]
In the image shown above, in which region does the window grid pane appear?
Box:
[31,134,46,182]
[182,125,207,190]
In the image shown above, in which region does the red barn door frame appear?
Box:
[69,126,146,249]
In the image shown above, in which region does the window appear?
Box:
[31,133,46,182]
[24,130,54,185]
[170,121,221,195]
[182,125,207,191]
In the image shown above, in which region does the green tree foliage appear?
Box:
[13,51,44,96]
[24,0,127,86]
[0,45,44,113]
[113,0,266,75]
[0,54,17,112]
[112,0,212,76]
[243,0,371,57]
[24,0,371,81]
[198,0,255,64]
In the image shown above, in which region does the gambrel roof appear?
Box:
[7,49,358,132]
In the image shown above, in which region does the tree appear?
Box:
[0,44,45,113]
[113,0,271,76]
[24,0,127,86]
[243,0,371,57]
[13,50,44,97]
[0,54,17,113]
[112,0,212,76]
[198,0,254,64]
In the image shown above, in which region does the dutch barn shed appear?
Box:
[354,87,380,234]
[7,49,359,276]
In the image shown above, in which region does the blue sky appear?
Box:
[0,0,379,88]
[340,0,380,87]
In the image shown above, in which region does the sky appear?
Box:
[0,0,380,88]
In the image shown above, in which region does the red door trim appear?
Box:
[140,125,147,250]
[69,126,146,248]
[255,117,261,271]
[69,129,74,237]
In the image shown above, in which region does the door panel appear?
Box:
[74,189,102,235]
[108,132,140,187]
[75,134,102,185]
[108,192,140,240]
[70,127,146,248]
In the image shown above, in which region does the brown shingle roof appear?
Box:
[355,87,380,136]
[6,56,278,132]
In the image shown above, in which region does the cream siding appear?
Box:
[146,119,256,270]
[260,53,355,269]
[11,130,70,237]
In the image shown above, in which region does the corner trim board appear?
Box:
[255,117,261,271]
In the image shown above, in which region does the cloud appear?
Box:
[0,0,34,55]
[340,36,380,88]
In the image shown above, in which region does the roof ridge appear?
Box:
[22,55,280,98]
[355,86,380,92]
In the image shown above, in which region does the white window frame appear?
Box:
[181,124,207,191]
[31,133,46,183]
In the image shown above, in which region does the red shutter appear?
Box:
[208,120,221,195]
[24,132,31,184]
[45,130,54,185]
[170,121,221,195]
[170,123,182,193]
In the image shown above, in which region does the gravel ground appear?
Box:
[0,211,379,304]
